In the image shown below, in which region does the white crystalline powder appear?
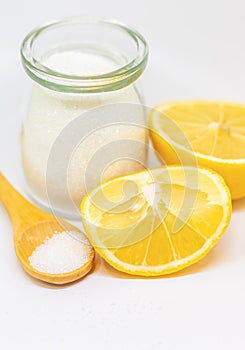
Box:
[21,50,147,215]
[44,50,120,75]
[28,231,92,274]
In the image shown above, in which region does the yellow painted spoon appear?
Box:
[0,172,94,284]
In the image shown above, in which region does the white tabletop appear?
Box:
[1,1,245,349]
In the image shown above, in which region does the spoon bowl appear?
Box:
[0,173,94,285]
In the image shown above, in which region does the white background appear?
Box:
[1,0,245,349]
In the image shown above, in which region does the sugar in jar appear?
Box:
[20,17,149,218]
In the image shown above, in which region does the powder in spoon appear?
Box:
[28,231,92,274]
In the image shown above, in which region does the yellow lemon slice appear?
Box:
[81,166,231,276]
[150,101,245,199]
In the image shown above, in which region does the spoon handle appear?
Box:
[0,173,50,230]
[0,173,29,218]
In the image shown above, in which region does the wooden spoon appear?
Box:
[0,173,94,284]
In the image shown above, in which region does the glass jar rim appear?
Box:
[21,16,149,93]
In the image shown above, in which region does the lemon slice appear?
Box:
[81,166,231,276]
[150,100,245,199]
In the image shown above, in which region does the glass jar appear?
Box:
[20,17,149,219]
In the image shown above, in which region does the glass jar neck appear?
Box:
[21,17,149,94]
